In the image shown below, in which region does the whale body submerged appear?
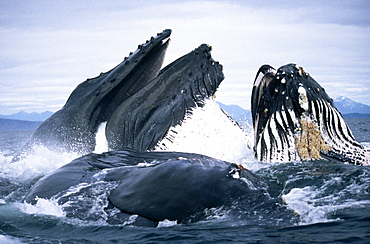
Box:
[24,148,275,226]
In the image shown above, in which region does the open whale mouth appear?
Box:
[84,28,223,139]
[22,29,224,156]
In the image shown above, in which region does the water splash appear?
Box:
[0,234,24,244]
[94,122,109,154]
[156,99,254,164]
[18,197,65,217]
[157,219,178,228]
[0,145,79,182]
[282,170,370,225]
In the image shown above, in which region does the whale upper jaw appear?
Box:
[252,63,369,166]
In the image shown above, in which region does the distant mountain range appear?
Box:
[0,96,369,131]
[0,111,52,131]
[218,96,370,120]
[333,96,370,117]
[0,110,53,122]
[217,102,252,122]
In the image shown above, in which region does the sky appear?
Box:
[0,0,369,115]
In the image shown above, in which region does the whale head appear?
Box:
[252,63,369,165]
[19,29,224,156]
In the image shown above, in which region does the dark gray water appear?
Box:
[0,118,369,243]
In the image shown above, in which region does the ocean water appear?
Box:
[0,104,369,243]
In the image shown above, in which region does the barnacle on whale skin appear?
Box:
[295,116,331,160]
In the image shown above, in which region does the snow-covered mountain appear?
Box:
[217,102,252,122]
[334,96,370,115]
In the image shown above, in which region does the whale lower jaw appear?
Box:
[252,63,369,166]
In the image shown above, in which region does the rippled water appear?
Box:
[0,114,369,243]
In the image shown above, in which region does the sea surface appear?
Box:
[0,115,369,243]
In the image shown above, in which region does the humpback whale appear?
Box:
[252,63,369,165]
[24,148,272,226]
[15,29,223,158]
[23,30,263,226]
[21,29,368,228]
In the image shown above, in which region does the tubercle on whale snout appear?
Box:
[196,44,224,82]
[191,44,224,99]
[124,29,172,63]
[85,29,172,84]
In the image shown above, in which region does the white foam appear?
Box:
[94,122,109,154]
[0,122,108,184]
[18,197,65,218]
[282,179,370,225]
[157,219,178,228]
[362,142,370,147]
[282,186,337,224]
[0,145,79,182]
[155,99,254,164]
[0,234,24,244]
